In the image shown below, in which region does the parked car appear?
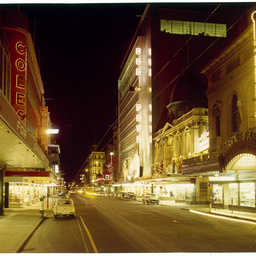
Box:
[142,193,160,204]
[127,192,137,200]
[58,192,69,198]
[121,192,130,200]
[53,198,75,219]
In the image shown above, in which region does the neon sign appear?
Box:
[14,40,27,122]
[135,47,141,76]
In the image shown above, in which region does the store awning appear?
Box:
[0,91,49,169]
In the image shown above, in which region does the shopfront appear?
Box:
[5,171,59,208]
[210,148,256,211]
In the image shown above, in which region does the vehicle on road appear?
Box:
[127,192,137,200]
[53,198,75,219]
[142,193,159,204]
[58,192,69,198]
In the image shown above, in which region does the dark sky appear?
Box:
[1,3,147,183]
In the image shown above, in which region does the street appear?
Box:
[21,194,256,253]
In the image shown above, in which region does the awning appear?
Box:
[0,90,49,169]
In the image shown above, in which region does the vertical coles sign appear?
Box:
[39,106,48,153]
[4,28,28,123]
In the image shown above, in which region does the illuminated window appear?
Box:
[161,19,226,38]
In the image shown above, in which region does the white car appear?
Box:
[142,193,160,204]
[53,198,75,219]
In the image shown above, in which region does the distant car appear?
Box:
[53,198,75,219]
[68,190,77,195]
[58,192,69,198]
[142,193,159,204]
[121,192,130,200]
[127,192,137,200]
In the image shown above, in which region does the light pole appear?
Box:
[110,152,114,165]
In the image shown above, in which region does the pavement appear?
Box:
[1,198,256,253]
[0,198,56,253]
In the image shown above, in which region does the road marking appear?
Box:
[76,217,89,252]
[79,216,98,253]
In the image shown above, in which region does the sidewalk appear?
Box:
[1,198,256,253]
[160,200,256,223]
[0,199,55,253]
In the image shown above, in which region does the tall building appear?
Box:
[117,3,254,184]
[87,146,106,186]
[0,8,60,214]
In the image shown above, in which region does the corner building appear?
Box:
[0,8,60,214]
[200,5,256,211]
[117,4,253,185]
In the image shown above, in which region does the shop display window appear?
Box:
[175,184,194,201]
[212,184,223,204]
[229,183,238,205]
[240,183,255,207]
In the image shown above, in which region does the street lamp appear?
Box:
[110,152,114,165]
[46,129,59,134]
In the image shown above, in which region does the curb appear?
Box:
[16,213,48,253]
[189,209,256,224]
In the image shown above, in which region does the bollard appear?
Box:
[40,197,44,218]
[209,200,212,213]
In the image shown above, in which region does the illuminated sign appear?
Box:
[14,40,27,122]
[39,106,48,152]
[135,47,141,76]
[3,27,29,123]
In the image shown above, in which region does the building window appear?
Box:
[212,103,221,137]
[231,94,239,133]
[216,115,220,137]
[161,20,226,37]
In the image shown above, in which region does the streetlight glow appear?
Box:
[46,129,59,134]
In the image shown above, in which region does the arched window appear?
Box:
[231,94,239,133]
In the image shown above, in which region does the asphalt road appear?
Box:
[21,194,256,253]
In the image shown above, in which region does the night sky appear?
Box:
[1,3,147,183]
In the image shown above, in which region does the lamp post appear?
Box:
[110,152,114,165]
